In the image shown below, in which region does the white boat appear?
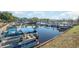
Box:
[0,32,39,48]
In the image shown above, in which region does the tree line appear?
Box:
[0,11,50,23]
[0,11,79,25]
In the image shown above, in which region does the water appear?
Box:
[18,26,60,43]
[2,26,60,48]
[36,27,60,43]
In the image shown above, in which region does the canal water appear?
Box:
[18,26,60,43]
[0,26,60,48]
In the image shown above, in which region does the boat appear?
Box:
[1,26,23,37]
[0,25,39,48]
[1,31,39,48]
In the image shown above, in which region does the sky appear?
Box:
[11,11,79,20]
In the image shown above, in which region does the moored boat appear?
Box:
[0,26,39,48]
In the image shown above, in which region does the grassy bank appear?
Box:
[37,25,79,48]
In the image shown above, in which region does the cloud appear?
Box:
[71,11,79,15]
[11,11,46,18]
[11,11,79,20]
[32,11,46,17]
[13,11,24,14]
[57,11,79,20]
[11,11,24,15]
[32,11,44,14]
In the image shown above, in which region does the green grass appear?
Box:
[67,25,79,34]
[37,25,79,48]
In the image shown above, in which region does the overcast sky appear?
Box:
[11,11,79,20]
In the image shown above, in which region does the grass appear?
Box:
[37,25,79,48]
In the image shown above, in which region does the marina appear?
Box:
[0,11,79,48]
[0,24,61,48]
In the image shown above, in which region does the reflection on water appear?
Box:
[1,26,60,48]
[18,26,60,43]
[36,27,60,43]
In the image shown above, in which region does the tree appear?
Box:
[31,17,39,22]
[40,18,49,23]
[0,11,15,22]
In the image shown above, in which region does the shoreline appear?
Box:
[35,28,70,48]
[35,26,78,48]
